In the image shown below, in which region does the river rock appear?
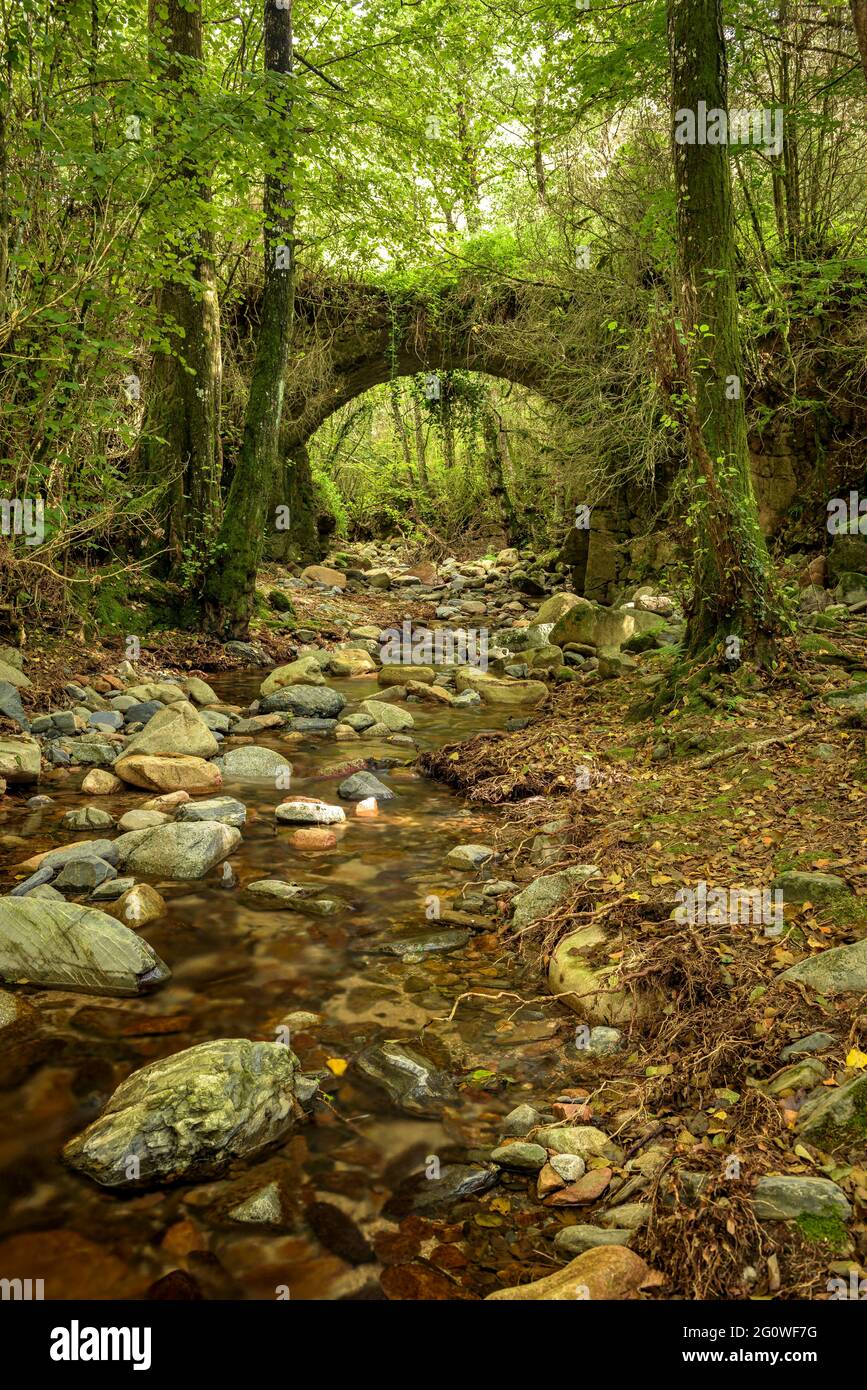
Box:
[275,799,345,825]
[534,1125,620,1161]
[454,668,548,706]
[0,681,29,731]
[104,883,167,929]
[501,1103,543,1137]
[124,682,186,705]
[258,685,346,718]
[486,1245,659,1300]
[175,796,247,828]
[534,593,588,626]
[114,753,222,794]
[123,700,218,759]
[0,734,41,784]
[338,771,396,801]
[0,657,30,688]
[39,838,119,871]
[63,1038,303,1187]
[549,601,663,653]
[62,806,115,831]
[360,698,414,731]
[796,1073,867,1152]
[0,897,169,996]
[353,1041,456,1116]
[301,564,346,590]
[490,1142,548,1171]
[555,1225,633,1254]
[260,656,326,695]
[778,937,867,996]
[114,821,241,879]
[548,924,640,1026]
[81,768,123,795]
[214,746,292,781]
[117,809,170,831]
[181,676,218,705]
[511,864,601,930]
[752,1175,850,1222]
[244,880,347,915]
[446,843,494,869]
[54,855,117,892]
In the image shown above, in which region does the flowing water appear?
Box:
[0,671,569,1300]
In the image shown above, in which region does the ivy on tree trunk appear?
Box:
[668,0,783,663]
[203,0,296,636]
[138,0,223,576]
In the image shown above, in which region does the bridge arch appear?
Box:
[269,274,566,559]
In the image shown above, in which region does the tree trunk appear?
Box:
[852,0,867,84]
[411,394,430,491]
[668,0,782,661]
[389,380,415,485]
[482,409,521,544]
[139,0,222,576]
[202,0,295,635]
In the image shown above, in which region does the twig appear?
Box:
[691,722,813,769]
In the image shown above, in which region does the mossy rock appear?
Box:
[796,1072,867,1152]
[268,589,296,615]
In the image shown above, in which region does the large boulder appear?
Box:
[301,564,346,590]
[0,897,169,996]
[550,601,664,652]
[114,753,222,795]
[113,821,241,879]
[0,734,41,784]
[213,746,293,781]
[258,685,346,718]
[63,1039,303,1186]
[122,701,218,759]
[534,593,589,626]
[549,923,638,1026]
[778,938,867,996]
[260,656,326,696]
[454,668,548,707]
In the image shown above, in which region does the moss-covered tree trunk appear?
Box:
[139,0,222,574]
[668,0,782,661]
[202,0,295,635]
[411,393,430,491]
[482,409,521,544]
[852,1,867,84]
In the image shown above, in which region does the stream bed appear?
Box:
[0,670,571,1300]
